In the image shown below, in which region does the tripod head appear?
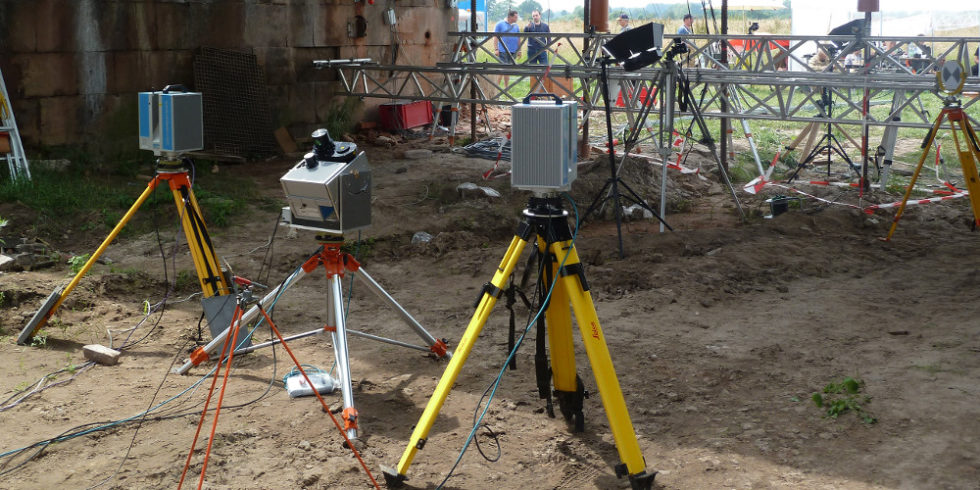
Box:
[154,154,193,174]
[524,193,568,219]
[662,38,688,63]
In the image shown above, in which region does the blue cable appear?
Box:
[0,363,215,460]
[437,193,580,489]
[0,262,305,462]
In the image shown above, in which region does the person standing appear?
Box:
[617,13,630,33]
[494,10,521,87]
[973,47,979,77]
[525,10,551,93]
[677,14,694,35]
[525,10,550,65]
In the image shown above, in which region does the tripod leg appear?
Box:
[675,65,745,221]
[175,264,311,374]
[582,177,615,222]
[884,111,945,240]
[18,176,163,344]
[327,273,358,440]
[950,115,980,227]
[385,234,530,485]
[252,305,381,488]
[353,266,450,358]
[539,236,582,431]
[548,239,654,489]
[833,123,862,156]
[167,173,231,298]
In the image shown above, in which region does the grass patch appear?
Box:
[0,157,262,238]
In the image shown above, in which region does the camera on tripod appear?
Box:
[510,94,578,193]
[280,129,372,234]
[663,38,689,61]
[138,85,203,157]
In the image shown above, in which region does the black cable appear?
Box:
[1,158,288,480]
[256,213,281,288]
[0,330,281,480]
[116,173,178,351]
[462,137,511,161]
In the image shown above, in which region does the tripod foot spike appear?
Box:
[429,338,450,358]
[628,470,657,490]
[381,466,407,488]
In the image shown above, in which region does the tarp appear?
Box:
[789,0,980,70]
[791,0,980,37]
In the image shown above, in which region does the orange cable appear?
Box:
[177,304,243,489]
[196,301,248,489]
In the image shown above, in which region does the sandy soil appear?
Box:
[1,137,978,490]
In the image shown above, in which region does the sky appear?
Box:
[536,0,972,15]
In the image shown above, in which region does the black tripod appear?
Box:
[786,84,860,183]
[620,42,744,226]
[583,56,671,259]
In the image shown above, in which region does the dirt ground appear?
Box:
[1,133,978,490]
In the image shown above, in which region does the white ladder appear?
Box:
[0,66,30,180]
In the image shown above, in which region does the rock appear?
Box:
[300,471,319,486]
[83,344,122,366]
[0,254,14,271]
[15,242,48,254]
[404,149,433,159]
[13,253,34,269]
[456,182,500,198]
[624,204,654,220]
[412,231,433,244]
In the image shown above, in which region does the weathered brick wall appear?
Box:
[0,0,452,150]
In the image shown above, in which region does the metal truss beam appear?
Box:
[316,33,980,130]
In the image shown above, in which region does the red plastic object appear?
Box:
[615,87,657,108]
[379,100,433,130]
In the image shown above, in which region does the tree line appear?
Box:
[483,1,791,24]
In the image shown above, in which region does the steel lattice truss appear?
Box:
[316,32,980,130]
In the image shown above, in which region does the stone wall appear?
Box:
[0,0,452,150]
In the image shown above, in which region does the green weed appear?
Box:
[30,329,49,348]
[324,97,361,140]
[65,354,78,374]
[811,377,877,424]
[68,253,91,275]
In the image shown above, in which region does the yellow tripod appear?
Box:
[17,157,231,344]
[884,97,980,240]
[382,195,655,489]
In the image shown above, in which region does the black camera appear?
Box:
[664,38,688,61]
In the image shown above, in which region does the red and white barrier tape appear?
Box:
[863,192,968,213]
[481,133,511,180]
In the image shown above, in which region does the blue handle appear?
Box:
[522,93,562,105]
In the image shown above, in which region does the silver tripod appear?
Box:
[175,233,450,440]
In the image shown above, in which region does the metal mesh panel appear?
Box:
[193,47,278,158]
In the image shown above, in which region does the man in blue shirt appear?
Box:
[678,14,694,35]
[617,13,630,33]
[494,10,521,87]
[495,10,521,62]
